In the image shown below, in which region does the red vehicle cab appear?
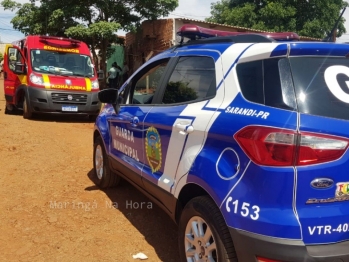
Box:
[3,35,101,119]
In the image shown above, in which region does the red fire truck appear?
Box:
[3,35,101,119]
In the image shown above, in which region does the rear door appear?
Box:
[290,53,349,245]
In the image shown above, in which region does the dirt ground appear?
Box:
[0,78,179,262]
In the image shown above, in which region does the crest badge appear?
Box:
[336,182,349,197]
[145,127,162,173]
[65,79,72,85]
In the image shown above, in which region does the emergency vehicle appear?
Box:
[3,35,101,119]
[93,24,349,261]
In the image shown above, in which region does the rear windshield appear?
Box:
[290,57,349,120]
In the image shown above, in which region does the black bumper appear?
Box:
[230,228,349,262]
[27,86,101,115]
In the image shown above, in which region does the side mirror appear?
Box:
[14,62,26,74]
[98,89,119,113]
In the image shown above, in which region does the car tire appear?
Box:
[93,136,121,188]
[5,104,17,115]
[23,96,33,119]
[178,196,237,262]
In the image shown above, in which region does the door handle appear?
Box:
[130,117,139,126]
[176,123,194,135]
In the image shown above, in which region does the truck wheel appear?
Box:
[178,196,237,262]
[5,104,16,115]
[23,96,33,119]
[93,136,121,188]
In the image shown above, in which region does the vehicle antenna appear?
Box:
[322,7,346,42]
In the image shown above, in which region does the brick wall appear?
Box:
[125,18,321,74]
[125,19,174,74]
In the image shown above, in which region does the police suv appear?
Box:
[93,24,349,261]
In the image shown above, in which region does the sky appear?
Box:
[1,0,349,43]
[0,0,215,43]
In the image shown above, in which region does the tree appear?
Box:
[206,0,348,39]
[1,0,178,76]
[0,52,3,62]
[163,81,198,104]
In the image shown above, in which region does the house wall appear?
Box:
[106,45,124,73]
[125,19,174,74]
[173,19,266,36]
[125,18,256,73]
[125,18,321,74]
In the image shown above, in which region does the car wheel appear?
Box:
[93,136,121,188]
[23,96,33,119]
[178,196,237,262]
[5,104,17,115]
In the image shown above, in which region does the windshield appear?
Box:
[30,49,95,77]
[290,56,349,121]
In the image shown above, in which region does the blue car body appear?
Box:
[94,39,349,261]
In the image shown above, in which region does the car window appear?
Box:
[237,60,264,104]
[129,60,169,105]
[161,56,216,104]
[237,58,296,110]
[290,57,349,120]
[8,47,24,72]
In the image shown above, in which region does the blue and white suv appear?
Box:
[93,24,349,261]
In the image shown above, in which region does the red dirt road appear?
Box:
[0,78,179,262]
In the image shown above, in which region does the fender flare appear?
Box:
[93,112,111,154]
[14,84,29,107]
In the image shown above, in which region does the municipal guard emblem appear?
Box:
[145,126,162,173]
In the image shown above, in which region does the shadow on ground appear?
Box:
[31,113,96,123]
[2,106,96,123]
[86,169,180,262]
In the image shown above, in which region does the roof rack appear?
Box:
[176,24,300,44]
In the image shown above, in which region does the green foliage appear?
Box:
[0,51,3,62]
[163,81,198,104]
[1,0,79,36]
[1,0,178,72]
[207,0,348,39]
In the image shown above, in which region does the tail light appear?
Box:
[234,126,349,166]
